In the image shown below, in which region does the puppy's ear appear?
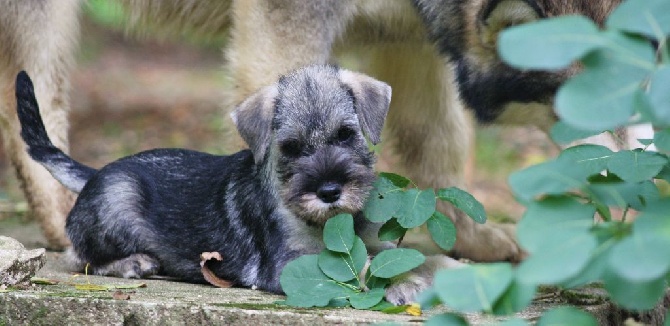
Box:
[231,84,279,164]
[338,69,392,145]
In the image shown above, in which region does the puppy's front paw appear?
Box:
[385,255,464,305]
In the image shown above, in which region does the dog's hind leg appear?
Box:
[0,0,82,249]
[64,248,160,278]
[366,43,523,262]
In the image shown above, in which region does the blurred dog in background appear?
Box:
[0,0,634,261]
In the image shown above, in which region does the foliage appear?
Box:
[423,0,670,323]
[279,173,485,309]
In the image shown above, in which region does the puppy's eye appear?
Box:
[280,140,302,157]
[336,127,355,143]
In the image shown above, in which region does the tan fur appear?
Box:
[0,0,625,261]
[0,0,81,248]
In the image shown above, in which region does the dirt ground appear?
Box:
[0,16,558,224]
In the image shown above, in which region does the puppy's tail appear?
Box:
[16,71,96,193]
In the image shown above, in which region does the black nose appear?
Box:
[316,182,342,203]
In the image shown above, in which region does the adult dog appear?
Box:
[0,0,630,261]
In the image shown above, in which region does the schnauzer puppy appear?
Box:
[16,65,460,304]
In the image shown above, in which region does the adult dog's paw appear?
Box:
[385,255,464,305]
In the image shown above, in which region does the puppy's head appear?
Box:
[232,65,391,224]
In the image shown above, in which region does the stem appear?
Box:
[621,205,630,223]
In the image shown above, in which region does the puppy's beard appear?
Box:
[285,183,372,225]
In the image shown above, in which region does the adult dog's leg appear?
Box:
[367,43,523,262]
[0,0,81,249]
[225,1,354,106]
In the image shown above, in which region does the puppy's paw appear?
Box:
[96,254,160,278]
[385,255,464,305]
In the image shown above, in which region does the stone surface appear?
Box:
[1,217,668,325]
[0,236,46,286]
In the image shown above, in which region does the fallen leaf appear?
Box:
[108,283,147,290]
[200,251,233,288]
[112,290,131,300]
[74,284,109,291]
[405,303,422,316]
[30,277,60,285]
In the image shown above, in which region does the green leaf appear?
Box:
[509,159,588,202]
[556,30,655,131]
[280,255,352,307]
[416,287,441,310]
[607,150,668,183]
[517,230,598,285]
[323,213,355,253]
[434,263,514,313]
[497,319,530,326]
[557,144,613,176]
[425,313,468,326]
[364,177,403,223]
[586,180,659,210]
[498,15,605,70]
[603,270,667,310]
[318,237,367,283]
[648,66,670,125]
[517,196,596,254]
[492,278,537,316]
[607,0,670,38]
[369,248,425,278]
[378,172,411,188]
[369,300,394,311]
[395,188,437,228]
[608,214,670,282]
[436,187,486,223]
[537,307,597,326]
[560,242,613,289]
[654,128,670,152]
[549,121,603,145]
[426,211,457,251]
[349,288,385,309]
[378,218,407,242]
[516,197,598,284]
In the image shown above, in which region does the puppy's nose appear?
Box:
[317,182,342,203]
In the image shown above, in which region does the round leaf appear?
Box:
[369,248,425,278]
[517,230,598,285]
[318,237,367,282]
[556,32,654,131]
[509,159,588,202]
[349,288,385,309]
[434,263,514,312]
[395,188,436,228]
[648,66,670,125]
[498,15,605,70]
[364,177,403,223]
[323,213,355,253]
[426,211,457,251]
[537,307,597,326]
[378,218,407,242]
[550,121,603,145]
[425,313,468,326]
[492,278,537,316]
[557,144,613,176]
[608,215,670,282]
[653,128,670,152]
[517,196,596,254]
[603,269,667,311]
[378,172,411,188]
[607,150,667,183]
[436,187,486,224]
[607,0,670,38]
[280,255,352,307]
